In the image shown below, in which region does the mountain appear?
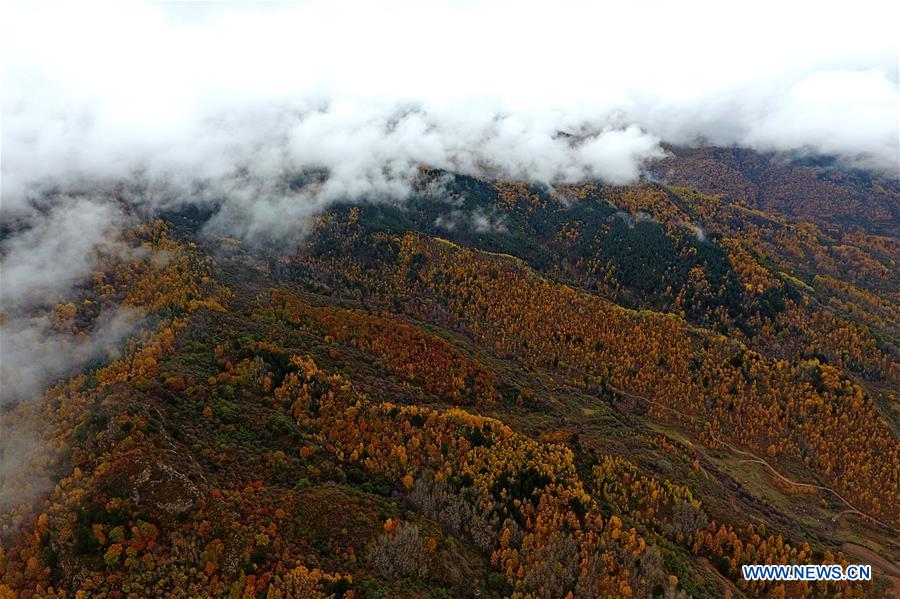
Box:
[1,148,898,598]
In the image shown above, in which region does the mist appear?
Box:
[4,1,898,216]
[0,307,141,403]
[0,199,143,404]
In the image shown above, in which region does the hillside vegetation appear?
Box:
[2,149,898,598]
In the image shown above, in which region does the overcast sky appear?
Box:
[2,0,898,212]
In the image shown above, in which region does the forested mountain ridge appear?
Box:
[652,146,900,238]
[1,148,898,598]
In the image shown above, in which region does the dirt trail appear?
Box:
[607,384,900,536]
[605,383,900,594]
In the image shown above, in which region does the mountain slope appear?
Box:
[1,149,898,598]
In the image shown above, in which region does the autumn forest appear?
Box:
[1,147,899,599]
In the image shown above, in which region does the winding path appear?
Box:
[604,384,900,536]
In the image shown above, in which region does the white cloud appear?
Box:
[0,199,130,310]
[742,70,899,162]
[0,198,142,405]
[0,307,141,404]
[3,0,896,220]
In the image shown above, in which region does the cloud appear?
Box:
[0,307,141,404]
[0,422,54,514]
[3,0,896,217]
[741,70,899,163]
[1,199,130,310]
[0,198,144,406]
[435,207,508,234]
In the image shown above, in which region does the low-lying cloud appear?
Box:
[0,307,141,404]
[3,1,897,217]
[0,198,143,405]
[1,200,130,311]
